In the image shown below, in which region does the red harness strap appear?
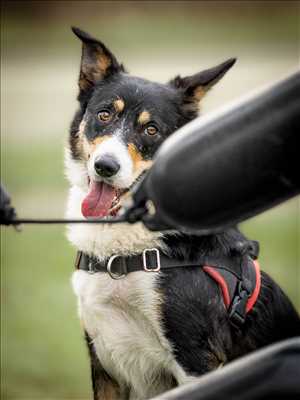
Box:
[246,260,261,313]
[203,258,261,327]
[203,265,232,308]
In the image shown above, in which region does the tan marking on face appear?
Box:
[113,98,125,113]
[78,118,87,137]
[135,159,153,177]
[89,136,110,155]
[138,110,151,125]
[75,119,89,159]
[128,143,143,168]
[119,155,153,208]
[128,143,153,176]
[76,119,110,160]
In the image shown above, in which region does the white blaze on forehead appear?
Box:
[88,136,134,188]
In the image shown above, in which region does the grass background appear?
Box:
[1,1,299,399]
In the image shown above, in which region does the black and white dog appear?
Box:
[65,28,300,400]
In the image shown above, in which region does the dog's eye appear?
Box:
[98,110,112,122]
[145,125,158,136]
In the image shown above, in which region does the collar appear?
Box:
[75,248,235,278]
[75,248,261,329]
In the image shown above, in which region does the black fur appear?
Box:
[70,28,300,397]
[160,230,300,374]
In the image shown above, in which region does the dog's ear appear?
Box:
[72,27,124,91]
[169,58,236,104]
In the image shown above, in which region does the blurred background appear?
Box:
[1,1,299,398]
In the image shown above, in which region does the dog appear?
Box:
[65,27,300,400]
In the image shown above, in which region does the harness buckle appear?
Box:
[229,282,250,328]
[107,255,127,280]
[142,248,161,272]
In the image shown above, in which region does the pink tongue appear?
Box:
[81,181,116,218]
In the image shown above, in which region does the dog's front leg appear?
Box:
[85,332,121,400]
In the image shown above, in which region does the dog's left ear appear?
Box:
[169,58,236,103]
[72,27,124,92]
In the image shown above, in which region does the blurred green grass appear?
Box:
[1,226,91,399]
[1,142,66,194]
[241,200,299,307]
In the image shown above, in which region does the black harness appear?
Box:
[75,247,261,329]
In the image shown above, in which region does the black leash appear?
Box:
[5,217,127,225]
[0,183,145,227]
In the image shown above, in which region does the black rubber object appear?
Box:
[132,72,300,233]
[150,337,300,400]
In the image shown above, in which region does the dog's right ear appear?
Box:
[72,27,124,91]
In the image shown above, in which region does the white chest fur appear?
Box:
[66,156,190,398]
[72,270,188,399]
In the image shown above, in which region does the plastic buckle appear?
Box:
[229,305,246,328]
[142,248,161,272]
[229,282,250,329]
[107,255,127,279]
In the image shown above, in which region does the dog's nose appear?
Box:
[94,155,120,178]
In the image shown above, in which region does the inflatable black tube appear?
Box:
[150,338,300,400]
[132,72,300,233]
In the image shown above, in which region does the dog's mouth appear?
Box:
[81,179,126,218]
[81,171,147,219]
